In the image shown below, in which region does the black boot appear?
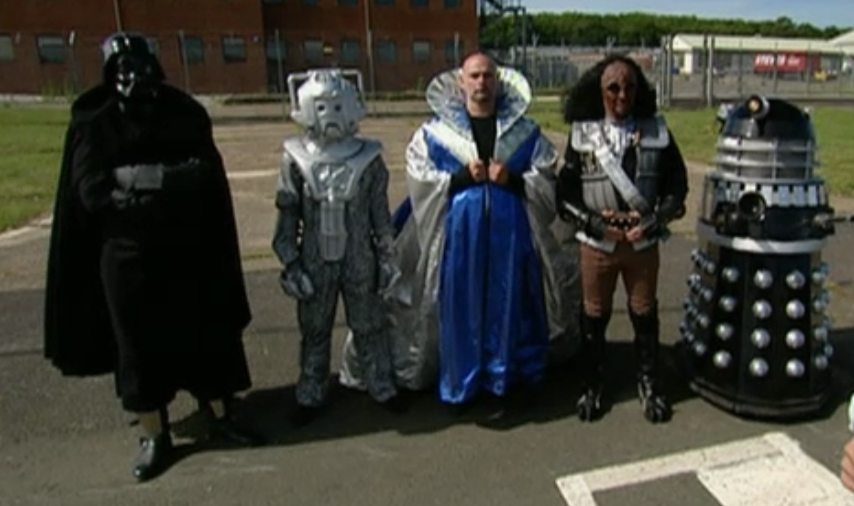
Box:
[202,400,265,446]
[576,313,609,422]
[132,408,172,482]
[630,305,673,424]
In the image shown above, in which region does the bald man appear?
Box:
[344,51,574,417]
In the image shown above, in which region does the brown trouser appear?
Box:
[580,242,659,317]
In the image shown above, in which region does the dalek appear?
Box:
[680,95,837,419]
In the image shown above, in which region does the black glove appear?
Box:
[583,213,609,240]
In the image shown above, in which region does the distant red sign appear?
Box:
[753,53,821,73]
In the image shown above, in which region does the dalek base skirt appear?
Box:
[681,96,836,420]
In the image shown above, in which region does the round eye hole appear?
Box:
[317,104,326,112]
[334,104,342,112]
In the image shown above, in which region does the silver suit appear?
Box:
[272,68,397,408]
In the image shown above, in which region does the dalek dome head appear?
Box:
[714,95,819,180]
[720,95,814,143]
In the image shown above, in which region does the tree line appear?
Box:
[480,12,851,48]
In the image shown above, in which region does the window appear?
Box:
[36,35,65,64]
[412,40,431,63]
[180,35,205,65]
[222,36,247,63]
[340,38,360,64]
[444,0,461,7]
[377,41,396,63]
[146,37,159,57]
[0,34,13,62]
[265,38,287,62]
[444,39,463,64]
[303,39,323,64]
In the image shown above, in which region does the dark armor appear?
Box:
[681,95,836,419]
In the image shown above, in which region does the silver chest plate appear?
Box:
[284,137,382,262]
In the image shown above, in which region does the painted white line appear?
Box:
[227,169,277,179]
[555,432,854,506]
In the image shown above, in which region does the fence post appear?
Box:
[274,29,286,120]
[178,29,191,94]
[67,30,80,96]
[706,35,715,107]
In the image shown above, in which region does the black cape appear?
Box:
[43,84,252,389]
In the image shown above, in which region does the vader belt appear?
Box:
[113,158,206,192]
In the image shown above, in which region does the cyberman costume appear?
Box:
[557,103,689,423]
[340,65,579,405]
[44,33,260,482]
[681,96,836,419]
[273,68,403,426]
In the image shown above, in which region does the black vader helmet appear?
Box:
[100,32,165,103]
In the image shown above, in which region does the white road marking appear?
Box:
[555,432,854,506]
[227,169,278,179]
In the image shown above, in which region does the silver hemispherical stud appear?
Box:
[812,298,827,313]
[786,270,806,289]
[752,300,772,319]
[749,358,769,377]
[753,269,774,289]
[824,343,834,358]
[693,341,707,356]
[815,355,829,370]
[813,325,829,341]
[812,265,827,285]
[704,260,717,275]
[713,351,732,368]
[751,329,771,348]
[698,314,711,328]
[719,296,737,312]
[786,300,805,319]
[716,323,734,341]
[786,359,805,378]
[722,267,740,283]
[785,329,805,349]
[702,289,714,302]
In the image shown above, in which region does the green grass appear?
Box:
[0,105,68,232]
[528,100,854,197]
[2,102,854,233]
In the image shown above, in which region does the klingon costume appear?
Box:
[556,55,689,423]
[43,33,260,481]
[272,68,405,427]
[340,64,579,405]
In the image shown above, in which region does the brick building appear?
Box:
[0,0,478,95]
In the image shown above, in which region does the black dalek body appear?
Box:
[680,96,836,419]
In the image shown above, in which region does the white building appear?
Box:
[671,33,845,76]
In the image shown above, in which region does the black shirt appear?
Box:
[448,114,525,196]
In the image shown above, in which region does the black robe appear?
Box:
[43,84,252,411]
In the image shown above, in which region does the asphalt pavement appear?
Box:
[3,116,854,506]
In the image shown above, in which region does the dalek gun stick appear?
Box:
[682,95,841,420]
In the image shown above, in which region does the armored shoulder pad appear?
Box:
[282,136,311,171]
[570,121,598,153]
[637,114,670,149]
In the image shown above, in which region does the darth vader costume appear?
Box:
[43,32,260,481]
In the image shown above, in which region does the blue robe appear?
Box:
[418,115,550,403]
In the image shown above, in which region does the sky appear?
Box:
[520,0,854,29]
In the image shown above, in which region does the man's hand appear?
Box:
[488,158,509,186]
[467,159,487,182]
[625,210,644,242]
[842,436,854,492]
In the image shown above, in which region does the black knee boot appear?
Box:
[576,313,609,422]
[630,304,673,423]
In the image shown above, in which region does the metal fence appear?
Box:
[498,35,854,105]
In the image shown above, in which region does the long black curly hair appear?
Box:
[562,53,657,123]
